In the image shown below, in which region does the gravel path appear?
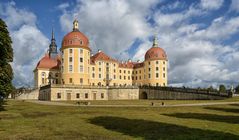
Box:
[26,100,239,108]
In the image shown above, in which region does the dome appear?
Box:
[145,47,167,61]
[145,34,167,61]
[36,54,61,69]
[61,19,90,51]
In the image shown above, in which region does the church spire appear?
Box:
[51,28,55,40]
[152,33,158,47]
[49,28,58,58]
[73,19,79,31]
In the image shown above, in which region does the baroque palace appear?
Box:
[34,19,168,101]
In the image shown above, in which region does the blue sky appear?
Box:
[0,0,239,88]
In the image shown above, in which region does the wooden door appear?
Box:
[67,93,71,100]
[93,93,96,100]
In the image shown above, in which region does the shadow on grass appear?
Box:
[0,100,7,112]
[204,107,239,114]
[89,116,239,140]
[164,113,239,124]
[230,104,239,107]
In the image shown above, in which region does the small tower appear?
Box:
[73,19,79,31]
[49,28,58,58]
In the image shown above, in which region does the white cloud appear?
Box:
[230,0,239,12]
[200,0,224,10]
[58,0,158,59]
[192,16,239,41]
[133,2,239,87]
[0,2,49,87]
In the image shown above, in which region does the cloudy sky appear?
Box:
[0,0,239,88]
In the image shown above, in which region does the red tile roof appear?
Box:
[145,47,167,61]
[36,53,61,70]
[61,31,90,51]
[90,51,117,64]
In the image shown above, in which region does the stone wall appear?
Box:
[39,85,139,101]
[139,87,230,100]
[14,88,39,100]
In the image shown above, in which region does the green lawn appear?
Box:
[57,96,239,106]
[0,100,239,140]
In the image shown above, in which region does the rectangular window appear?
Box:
[69,65,73,72]
[92,73,95,78]
[99,74,101,78]
[124,76,126,80]
[156,61,158,64]
[163,61,165,64]
[42,78,44,84]
[80,78,83,84]
[128,76,130,80]
[101,93,104,99]
[124,70,126,73]
[69,78,73,83]
[80,49,83,54]
[156,73,159,78]
[148,68,151,71]
[139,76,141,80]
[113,69,116,73]
[120,75,122,79]
[156,67,159,71]
[132,76,134,80]
[99,68,101,72]
[76,93,80,98]
[85,93,88,99]
[99,62,101,65]
[136,76,137,80]
[114,75,116,79]
[136,71,137,74]
[163,67,165,71]
[148,62,150,65]
[69,49,73,53]
[80,57,83,62]
[80,65,83,72]
[120,70,121,73]
[148,74,151,79]
[57,93,61,99]
[92,67,95,71]
[69,57,73,62]
[128,71,130,74]
[163,73,166,78]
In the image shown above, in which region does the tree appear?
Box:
[0,18,13,102]
[219,84,226,93]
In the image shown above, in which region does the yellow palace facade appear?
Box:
[34,19,168,100]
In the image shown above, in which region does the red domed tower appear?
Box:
[60,19,91,85]
[144,34,167,86]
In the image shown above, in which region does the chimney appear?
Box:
[98,49,101,53]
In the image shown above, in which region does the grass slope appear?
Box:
[0,100,239,140]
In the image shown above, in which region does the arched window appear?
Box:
[41,72,45,78]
